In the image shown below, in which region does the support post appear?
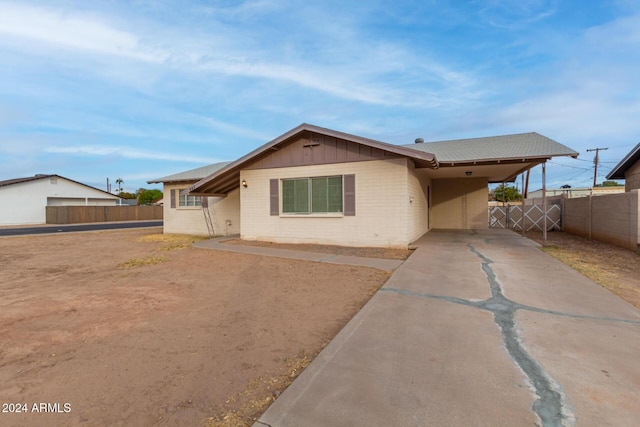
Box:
[521,173,526,236]
[542,162,547,246]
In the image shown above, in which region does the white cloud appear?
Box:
[0,2,166,62]
[0,1,478,108]
[45,145,220,164]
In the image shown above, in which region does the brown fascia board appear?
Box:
[438,156,556,167]
[188,123,439,195]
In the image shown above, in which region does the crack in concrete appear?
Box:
[381,242,595,427]
[466,242,570,427]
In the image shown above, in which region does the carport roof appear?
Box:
[403,132,578,164]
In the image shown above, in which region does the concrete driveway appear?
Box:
[255,229,640,427]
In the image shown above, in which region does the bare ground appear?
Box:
[223,238,414,260]
[525,231,640,308]
[0,229,390,426]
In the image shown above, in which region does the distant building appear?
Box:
[606,142,640,191]
[0,174,121,225]
[527,186,625,199]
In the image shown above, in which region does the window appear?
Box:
[282,176,343,214]
[179,190,201,207]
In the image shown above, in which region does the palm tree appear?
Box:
[115,178,124,193]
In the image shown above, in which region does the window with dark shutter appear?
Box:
[343,174,355,216]
[170,189,176,208]
[281,175,345,214]
[270,179,279,215]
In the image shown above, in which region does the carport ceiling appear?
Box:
[426,160,544,183]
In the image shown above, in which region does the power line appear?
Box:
[547,161,592,170]
[586,147,608,187]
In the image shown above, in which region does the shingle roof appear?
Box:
[188,123,437,195]
[147,161,232,184]
[403,132,578,163]
[606,142,640,180]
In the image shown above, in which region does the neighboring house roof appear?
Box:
[148,161,232,184]
[404,132,579,164]
[606,142,640,180]
[0,174,121,198]
[188,123,438,195]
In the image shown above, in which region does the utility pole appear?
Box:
[586,147,608,188]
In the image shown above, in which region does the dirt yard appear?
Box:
[0,229,391,426]
[525,231,640,308]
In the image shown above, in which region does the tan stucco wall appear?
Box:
[625,161,640,192]
[240,158,418,247]
[564,190,639,251]
[407,164,431,242]
[163,184,240,236]
[431,178,489,229]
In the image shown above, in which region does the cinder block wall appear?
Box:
[625,162,640,192]
[564,190,639,251]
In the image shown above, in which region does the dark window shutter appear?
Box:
[170,189,176,208]
[270,179,279,215]
[201,196,208,208]
[344,174,355,216]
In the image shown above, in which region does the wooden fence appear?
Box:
[46,206,163,224]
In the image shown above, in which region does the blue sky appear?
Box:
[1,0,638,193]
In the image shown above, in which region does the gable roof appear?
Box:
[148,161,232,184]
[606,142,640,180]
[404,132,578,164]
[188,123,438,195]
[0,174,121,198]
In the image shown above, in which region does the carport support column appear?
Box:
[521,173,525,237]
[542,162,547,246]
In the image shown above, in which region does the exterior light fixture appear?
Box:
[242,179,247,188]
[465,171,472,176]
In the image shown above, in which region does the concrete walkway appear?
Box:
[194,237,404,272]
[254,229,640,427]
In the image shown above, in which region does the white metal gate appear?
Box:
[488,203,562,231]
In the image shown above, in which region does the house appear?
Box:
[149,124,578,247]
[606,142,640,191]
[527,186,625,199]
[0,174,121,225]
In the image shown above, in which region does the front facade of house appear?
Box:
[0,174,121,225]
[151,124,577,247]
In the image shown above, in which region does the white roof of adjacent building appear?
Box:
[0,174,120,198]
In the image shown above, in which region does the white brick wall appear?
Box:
[240,158,417,247]
[163,184,240,236]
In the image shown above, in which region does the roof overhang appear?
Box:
[607,142,640,180]
[188,123,438,196]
